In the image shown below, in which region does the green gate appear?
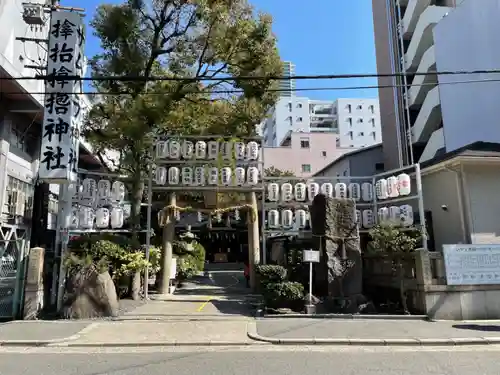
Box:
[0,227,27,320]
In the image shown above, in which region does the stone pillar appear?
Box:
[247,192,260,291]
[414,248,432,313]
[23,247,45,319]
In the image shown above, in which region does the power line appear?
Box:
[3,69,500,82]
[4,77,500,96]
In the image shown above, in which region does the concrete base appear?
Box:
[419,286,500,320]
[304,305,316,315]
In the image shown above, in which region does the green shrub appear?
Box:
[262,281,304,309]
[176,256,198,280]
[256,265,287,284]
[192,242,206,271]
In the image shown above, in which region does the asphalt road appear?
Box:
[0,346,499,375]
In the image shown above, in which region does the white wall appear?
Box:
[434,0,500,152]
[0,0,47,105]
[336,98,381,148]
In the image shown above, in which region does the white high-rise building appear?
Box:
[279,61,296,97]
[262,97,382,148]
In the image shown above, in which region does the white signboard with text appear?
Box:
[443,244,500,285]
[39,11,85,183]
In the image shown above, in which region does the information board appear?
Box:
[443,244,500,285]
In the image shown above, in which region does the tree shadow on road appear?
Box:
[452,324,500,332]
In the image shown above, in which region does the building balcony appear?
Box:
[401,0,432,39]
[404,5,450,71]
[408,46,437,107]
[411,86,441,144]
[419,127,444,163]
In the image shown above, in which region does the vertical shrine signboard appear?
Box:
[39,11,85,183]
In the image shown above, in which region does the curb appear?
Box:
[0,322,98,347]
[50,341,262,347]
[246,322,500,346]
[257,310,428,320]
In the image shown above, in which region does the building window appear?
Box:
[359,132,364,136]
[335,138,340,147]
[357,105,362,110]
[348,131,353,140]
[343,170,348,176]
[321,151,327,157]
[3,176,34,218]
[358,118,363,123]
[370,118,376,126]
[297,103,302,108]
[375,162,384,171]
[347,117,352,126]
[288,102,292,111]
[300,139,310,148]
[346,104,351,113]
[288,117,292,126]
[372,131,376,140]
[369,105,374,114]
[301,164,311,173]
[297,117,303,122]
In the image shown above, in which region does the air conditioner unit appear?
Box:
[15,192,26,216]
[22,3,47,25]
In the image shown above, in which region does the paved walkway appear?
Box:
[252,318,500,344]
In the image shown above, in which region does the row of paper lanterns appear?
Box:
[73,207,126,229]
[156,166,259,186]
[267,173,411,202]
[156,140,260,161]
[267,205,414,229]
[75,179,127,205]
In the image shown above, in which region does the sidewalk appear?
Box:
[250,318,500,345]
[0,321,94,345]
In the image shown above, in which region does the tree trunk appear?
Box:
[246,192,260,292]
[158,193,176,294]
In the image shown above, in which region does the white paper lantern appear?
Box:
[335,182,347,198]
[361,182,374,202]
[197,211,203,222]
[168,167,180,185]
[268,210,279,228]
[307,181,320,201]
[296,209,307,228]
[247,167,259,185]
[221,167,232,186]
[208,167,219,185]
[111,181,125,202]
[321,183,333,198]
[95,208,110,228]
[207,141,219,159]
[281,183,293,202]
[97,179,111,200]
[81,178,97,205]
[389,206,401,225]
[398,173,411,196]
[268,183,279,201]
[234,142,246,160]
[377,207,389,224]
[234,167,245,185]
[78,207,94,229]
[175,210,181,221]
[181,167,193,185]
[155,166,167,185]
[215,211,222,222]
[181,141,194,159]
[194,166,205,186]
[111,208,124,228]
[220,142,232,160]
[387,176,399,198]
[155,141,168,159]
[281,209,293,228]
[400,204,414,226]
[348,183,361,201]
[168,140,181,159]
[195,141,207,159]
[375,179,388,200]
[355,210,362,227]
[246,141,259,160]
[234,209,240,221]
[294,183,306,201]
[362,209,374,228]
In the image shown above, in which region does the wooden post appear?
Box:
[159,193,176,294]
[247,192,260,291]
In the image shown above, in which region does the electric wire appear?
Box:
[2,77,500,96]
[3,69,500,82]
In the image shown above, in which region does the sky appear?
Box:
[63,0,379,101]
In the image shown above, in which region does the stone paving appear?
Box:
[0,321,91,343]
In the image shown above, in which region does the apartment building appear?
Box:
[279,61,296,98]
[263,132,350,178]
[371,0,465,169]
[262,97,381,147]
